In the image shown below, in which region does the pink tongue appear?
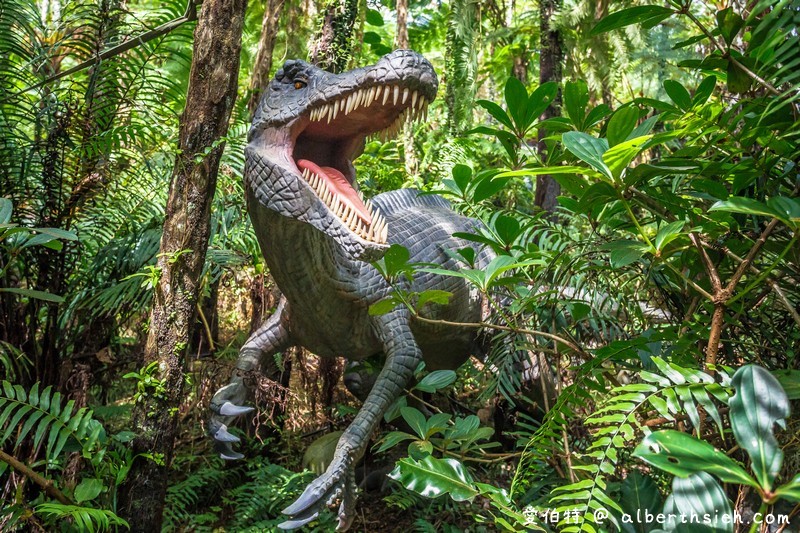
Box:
[297,159,372,225]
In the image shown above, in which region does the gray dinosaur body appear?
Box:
[209,50,495,530]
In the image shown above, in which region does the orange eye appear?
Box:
[294,81,306,89]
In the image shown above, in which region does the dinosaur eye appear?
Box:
[294,80,307,89]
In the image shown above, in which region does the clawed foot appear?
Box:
[209,382,254,461]
[279,460,358,531]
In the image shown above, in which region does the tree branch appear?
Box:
[0,449,74,505]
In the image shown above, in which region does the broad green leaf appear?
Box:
[389,456,478,502]
[365,8,384,25]
[654,220,685,251]
[0,199,11,225]
[603,240,649,268]
[496,165,604,179]
[590,5,673,36]
[665,472,734,532]
[709,197,781,219]
[504,76,529,132]
[415,370,457,393]
[416,290,452,310]
[693,76,717,106]
[634,430,757,487]
[774,474,800,503]
[74,478,103,503]
[400,406,427,439]
[526,82,558,125]
[476,100,514,130]
[772,370,800,400]
[715,8,744,46]
[563,132,611,180]
[664,80,692,111]
[620,472,663,533]
[564,81,589,129]
[607,106,640,146]
[726,60,751,93]
[368,297,401,316]
[603,135,652,180]
[452,164,472,194]
[729,365,789,491]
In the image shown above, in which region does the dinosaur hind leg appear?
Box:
[209,297,292,459]
[280,311,422,531]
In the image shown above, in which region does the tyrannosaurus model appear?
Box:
[208,50,503,530]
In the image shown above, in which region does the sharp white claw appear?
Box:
[214,424,241,443]
[220,401,255,416]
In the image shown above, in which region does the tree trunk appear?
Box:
[247,0,287,115]
[309,0,359,73]
[534,0,563,212]
[118,0,247,529]
[444,0,480,135]
[395,0,419,180]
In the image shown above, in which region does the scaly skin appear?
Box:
[209,51,495,530]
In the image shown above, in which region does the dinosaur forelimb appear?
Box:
[209,299,292,460]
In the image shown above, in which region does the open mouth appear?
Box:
[290,84,432,245]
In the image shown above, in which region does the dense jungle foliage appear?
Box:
[1,0,799,531]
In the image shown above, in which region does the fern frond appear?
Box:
[34,503,128,533]
[0,381,103,464]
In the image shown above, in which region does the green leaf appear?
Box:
[715,8,743,47]
[416,290,452,310]
[368,297,401,316]
[774,474,800,503]
[0,288,64,303]
[709,197,782,220]
[562,132,611,180]
[365,8,384,25]
[665,472,733,533]
[607,106,639,146]
[726,60,751,93]
[452,164,472,194]
[772,370,800,400]
[0,199,12,225]
[401,406,428,439]
[654,220,685,251]
[620,472,663,533]
[74,478,103,503]
[564,81,589,129]
[415,370,457,393]
[603,240,649,268]
[603,135,652,180]
[634,430,757,487]
[526,82,558,126]
[389,456,478,502]
[663,80,692,111]
[377,431,417,453]
[693,76,717,106]
[408,440,433,460]
[729,365,789,492]
[476,100,514,130]
[590,5,673,36]
[504,76,529,132]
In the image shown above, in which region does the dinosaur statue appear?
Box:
[208,50,535,530]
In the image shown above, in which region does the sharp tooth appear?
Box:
[332,104,339,121]
[367,87,375,106]
[393,85,399,106]
[402,87,409,104]
[325,105,333,124]
[411,91,418,110]
[380,225,388,243]
[382,85,390,105]
[422,104,428,123]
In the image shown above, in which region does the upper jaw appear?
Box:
[247,50,438,261]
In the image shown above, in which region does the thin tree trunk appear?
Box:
[395,0,419,180]
[118,0,247,529]
[247,0,287,114]
[309,0,359,73]
[535,0,563,212]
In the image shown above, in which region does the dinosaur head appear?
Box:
[246,50,438,262]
